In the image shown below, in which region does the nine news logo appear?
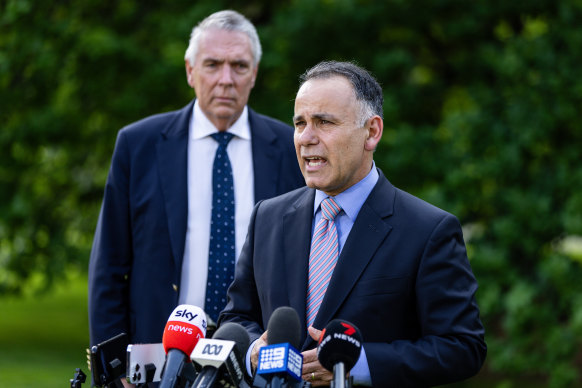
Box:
[257,343,302,381]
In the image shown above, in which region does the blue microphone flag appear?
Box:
[256,343,302,381]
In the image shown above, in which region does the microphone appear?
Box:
[190,322,250,388]
[317,319,362,388]
[254,306,304,388]
[160,304,207,388]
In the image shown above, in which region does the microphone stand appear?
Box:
[331,362,345,388]
[191,365,220,388]
[253,375,312,388]
[70,368,87,388]
[269,375,285,388]
[332,363,353,388]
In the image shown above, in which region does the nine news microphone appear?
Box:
[317,319,362,388]
[190,322,250,388]
[254,306,305,388]
[160,304,207,388]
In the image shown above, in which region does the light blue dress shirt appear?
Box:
[311,163,378,386]
[312,163,379,252]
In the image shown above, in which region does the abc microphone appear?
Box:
[190,322,250,388]
[317,320,362,388]
[254,306,304,388]
[160,304,207,388]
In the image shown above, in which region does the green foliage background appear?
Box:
[2,0,582,386]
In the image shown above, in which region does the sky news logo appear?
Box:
[167,304,207,332]
[166,323,194,335]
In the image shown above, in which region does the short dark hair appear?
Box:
[299,61,383,124]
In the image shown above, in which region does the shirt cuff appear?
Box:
[349,345,372,386]
[245,338,259,377]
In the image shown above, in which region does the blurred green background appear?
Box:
[1,0,582,387]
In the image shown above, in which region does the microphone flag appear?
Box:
[256,343,302,382]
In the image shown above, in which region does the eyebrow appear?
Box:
[293,113,338,122]
[202,57,251,65]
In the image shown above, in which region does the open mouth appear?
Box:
[305,156,327,167]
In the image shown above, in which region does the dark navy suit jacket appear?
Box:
[88,100,304,346]
[219,169,486,387]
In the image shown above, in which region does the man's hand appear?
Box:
[301,326,332,386]
[251,331,269,373]
[120,378,135,388]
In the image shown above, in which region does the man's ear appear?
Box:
[364,115,383,151]
[185,59,195,88]
[250,62,259,89]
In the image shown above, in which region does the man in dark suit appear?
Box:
[219,61,486,387]
[88,10,304,350]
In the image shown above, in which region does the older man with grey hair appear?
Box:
[88,9,304,362]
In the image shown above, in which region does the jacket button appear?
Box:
[172,284,178,292]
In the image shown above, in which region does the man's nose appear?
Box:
[218,64,234,85]
[297,123,318,145]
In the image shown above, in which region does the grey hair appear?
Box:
[299,61,383,126]
[184,10,262,67]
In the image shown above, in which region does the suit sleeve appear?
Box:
[366,214,486,387]
[88,130,133,346]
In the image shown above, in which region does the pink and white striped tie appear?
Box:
[306,197,342,328]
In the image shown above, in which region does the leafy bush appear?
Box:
[1,0,581,385]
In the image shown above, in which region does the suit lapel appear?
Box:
[156,101,193,273]
[310,171,395,336]
[283,188,315,337]
[249,109,280,202]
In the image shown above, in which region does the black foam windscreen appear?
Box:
[212,322,250,359]
[317,319,362,371]
[266,306,302,348]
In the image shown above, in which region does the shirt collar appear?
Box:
[313,162,379,221]
[190,99,250,140]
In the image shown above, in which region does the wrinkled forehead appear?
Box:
[196,29,255,63]
[295,77,357,114]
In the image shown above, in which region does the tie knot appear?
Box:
[211,132,235,147]
[320,197,341,221]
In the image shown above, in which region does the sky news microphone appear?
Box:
[317,319,362,388]
[254,306,304,388]
[160,304,207,388]
[190,322,250,388]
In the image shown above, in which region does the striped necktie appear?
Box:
[306,197,342,328]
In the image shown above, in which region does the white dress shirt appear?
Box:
[179,100,254,310]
